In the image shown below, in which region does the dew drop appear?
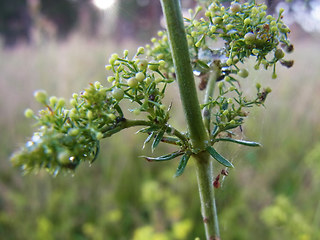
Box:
[69,156,76,162]
[193,70,201,76]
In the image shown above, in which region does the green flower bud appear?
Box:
[87,110,93,120]
[210,26,216,33]
[58,150,71,165]
[96,132,103,140]
[227,98,233,104]
[279,8,284,15]
[244,18,251,25]
[205,11,212,18]
[274,49,285,59]
[256,83,261,89]
[94,81,101,89]
[230,3,241,13]
[105,65,112,70]
[222,110,229,115]
[57,98,65,108]
[137,46,145,55]
[69,128,80,136]
[213,17,222,24]
[49,96,58,106]
[244,32,255,44]
[70,99,77,106]
[148,63,159,71]
[108,113,116,121]
[229,86,236,91]
[226,58,233,66]
[238,68,249,78]
[272,72,277,79]
[251,7,258,15]
[159,60,166,67]
[271,26,278,32]
[107,76,115,83]
[261,4,267,10]
[137,60,149,71]
[69,109,78,119]
[112,88,124,101]
[266,15,273,20]
[157,31,164,37]
[24,108,34,118]
[127,77,138,88]
[135,72,145,82]
[123,49,129,58]
[160,104,166,110]
[34,90,48,105]
[226,24,234,31]
[265,87,272,93]
[270,20,277,26]
[252,49,259,55]
[259,12,266,17]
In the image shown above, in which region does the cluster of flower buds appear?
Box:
[202,77,273,141]
[11,47,176,175]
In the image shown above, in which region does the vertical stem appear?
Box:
[194,152,220,240]
[160,1,220,239]
[203,71,218,133]
[160,0,208,150]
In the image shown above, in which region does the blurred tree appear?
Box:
[0,0,32,47]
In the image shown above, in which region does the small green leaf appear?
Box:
[142,132,154,149]
[174,151,192,177]
[196,59,210,70]
[206,146,234,168]
[152,130,165,152]
[141,151,184,162]
[216,138,261,147]
[137,126,160,134]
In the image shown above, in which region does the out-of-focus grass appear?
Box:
[1,34,320,239]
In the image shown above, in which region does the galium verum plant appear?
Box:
[11,0,293,239]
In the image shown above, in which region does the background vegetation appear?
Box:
[1,0,320,239]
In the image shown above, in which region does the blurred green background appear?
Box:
[1,0,320,239]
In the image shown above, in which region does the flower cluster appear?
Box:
[11,49,178,175]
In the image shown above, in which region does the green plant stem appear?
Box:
[160,0,208,150]
[160,0,220,239]
[203,71,218,134]
[101,119,188,143]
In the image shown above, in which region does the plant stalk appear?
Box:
[160,0,220,239]
[160,0,208,150]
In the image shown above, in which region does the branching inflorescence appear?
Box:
[11,0,293,178]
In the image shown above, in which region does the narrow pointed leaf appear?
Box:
[141,151,184,162]
[152,130,165,152]
[136,126,160,134]
[174,151,192,177]
[142,132,154,149]
[206,146,234,168]
[216,138,261,147]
